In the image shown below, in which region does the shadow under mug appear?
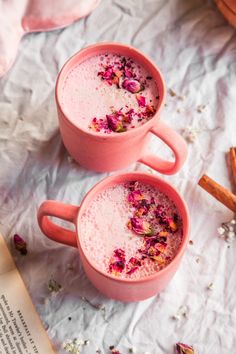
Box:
[37,172,190,302]
[56,42,187,173]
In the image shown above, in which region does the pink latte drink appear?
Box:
[61,53,159,133]
[81,181,183,279]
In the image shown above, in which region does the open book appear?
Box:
[0,233,55,354]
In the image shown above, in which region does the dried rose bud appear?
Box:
[122,78,144,93]
[109,260,125,275]
[136,94,146,107]
[176,342,194,354]
[13,234,27,255]
[129,217,153,236]
[106,113,126,133]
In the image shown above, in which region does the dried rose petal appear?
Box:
[176,342,194,354]
[155,205,166,218]
[128,190,145,206]
[123,108,134,124]
[129,257,141,266]
[124,68,133,78]
[127,181,143,192]
[13,234,27,255]
[111,75,120,87]
[114,70,123,78]
[136,94,146,107]
[122,78,144,93]
[144,105,156,117]
[150,255,165,265]
[126,266,139,275]
[135,206,149,217]
[98,66,114,81]
[147,246,160,256]
[109,248,126,275]
[160,216,178,232]
[129,217,153,236]
[89,117,100,132]
[155,242,167,253]
[159,231,168,237]
[139,234,167,259]
[106,113,126,133]
[126,257,141,275]
[144,236,159,247]
[113,248,125,259]
[168,218,178,232]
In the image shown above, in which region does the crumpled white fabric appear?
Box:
[0,0,236,353]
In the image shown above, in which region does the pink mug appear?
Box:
[56,42,187,173]
[37,172,190,302]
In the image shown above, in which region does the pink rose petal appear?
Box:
[176,342,194,354]
[13,234,27,255]
[136,94,146,107]
[124,68,133,78]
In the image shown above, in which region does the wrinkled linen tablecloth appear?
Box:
[0,1,236,353]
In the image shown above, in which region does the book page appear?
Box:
[0,233,55,354]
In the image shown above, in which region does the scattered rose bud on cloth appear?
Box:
[13,234,27,255]
[176,342,194,354]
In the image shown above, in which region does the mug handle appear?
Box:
[139,120,187,174]
[37,201,79,248]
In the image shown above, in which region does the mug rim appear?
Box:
[55,41,166,140]
[76,171,190,284]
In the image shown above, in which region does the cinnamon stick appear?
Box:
[198,174,236,212]
[229,147,236,186]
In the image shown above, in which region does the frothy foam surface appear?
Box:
[80,182,183,279]
[60,53,159,133]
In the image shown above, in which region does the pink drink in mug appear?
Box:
[81,180,183,279]
[38,172,190,302]
[60,52,159,133]
[56,42,187,173]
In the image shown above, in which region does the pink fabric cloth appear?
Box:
[0,0,100,77]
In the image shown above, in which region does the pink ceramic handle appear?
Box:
[37,200,79,248]
[139,120,187,174]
